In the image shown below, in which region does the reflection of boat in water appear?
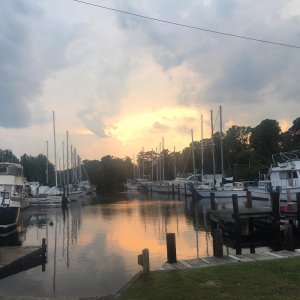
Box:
[0,162,29,236]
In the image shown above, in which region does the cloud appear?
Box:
[0,0,77,128]
[114,0,300,110]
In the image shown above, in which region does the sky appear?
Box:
[1,0,300,164]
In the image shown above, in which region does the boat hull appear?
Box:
[0,206,20,236]
[194,188,247,198]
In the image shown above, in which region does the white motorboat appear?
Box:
[247,150,300,202]
[0,162,28,236]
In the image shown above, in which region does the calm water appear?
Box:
[0,193,254,298]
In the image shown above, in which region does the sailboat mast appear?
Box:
[162,137,165,181]
[46,140,49,185]
[191,129,196,178]
[219,105,224,177]
[210,110,216,188]
[52,111,58,187]
[174,146,176,179]
[201,114,204,177]
[66,131,69,192]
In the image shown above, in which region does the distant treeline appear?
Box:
[1,117,300,193]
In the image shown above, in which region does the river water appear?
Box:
[0,192,252,298]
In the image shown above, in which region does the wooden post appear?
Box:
[42,238,47,272]
[184,183,187,201]
[172,184,175,199]
[246,191,252,209]
[271,191,281,250]
[284,224,294,251]
[177,184,180,200]
[271,192,280,222]
[232,194,242,255]
[296,193,300,233]
[210,192,216,210]
[166,233,177,263]
[213,229,223,257]
[210,192,217,232]
[138,248,150,273]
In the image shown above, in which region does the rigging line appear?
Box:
[72,0,300,49]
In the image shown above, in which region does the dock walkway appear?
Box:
[161,249,300,270]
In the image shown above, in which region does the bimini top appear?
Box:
[272,150,300,166]
[0,162,24,177]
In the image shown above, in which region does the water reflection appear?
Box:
[0,193,249,298]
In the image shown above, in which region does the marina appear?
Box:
[0,189,299,298]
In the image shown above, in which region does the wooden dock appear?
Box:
[209,191,300,255]
[0,238,47,279]
[161,250,300,270]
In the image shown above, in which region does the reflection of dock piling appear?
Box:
[0,238,47,279]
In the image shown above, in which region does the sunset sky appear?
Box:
[1,0,300,164]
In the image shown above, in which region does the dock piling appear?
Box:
[138,248,150,273]
[166,233,177,263]
[213,229,223,257]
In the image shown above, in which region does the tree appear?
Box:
[250,119,281,167]
[0,149,19,163]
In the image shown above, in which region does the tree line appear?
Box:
[83,117,300,192]
[1,117,300,193]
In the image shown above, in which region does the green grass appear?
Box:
[118,257,300,300]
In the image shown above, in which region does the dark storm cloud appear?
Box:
[0,0,76,128]
[115,1,300,107]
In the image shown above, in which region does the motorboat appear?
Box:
[0,162,28,236]
[247,150,300,202]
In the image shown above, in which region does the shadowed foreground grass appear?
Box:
[118,257,300,300]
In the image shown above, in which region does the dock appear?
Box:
[0,238,47,280]
[209,191,300,255]
[161,249,300,270]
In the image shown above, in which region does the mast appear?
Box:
[219,105,224,177]
[52,111,58,187]
[174,146,176,179]
[191,129,196,179]
[62,141,65,187]
[142,147,144,179]
[151,149,154,181]
[162,137,165,181]
[201,114,204,177]
[210,110,216,188]
[66,131,69,193]
[46,140,49,185]
[133,155,135,180]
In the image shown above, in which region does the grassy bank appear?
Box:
[118,257,300,299]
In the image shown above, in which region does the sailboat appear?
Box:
[27,112,68,207]
[189,106,246,198]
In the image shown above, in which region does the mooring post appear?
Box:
[296,193,300,234]
[42,238,47,272]
[210,192,216,210]
[210,192,217,232]
[284,224,294,251]
[213,229,223,257]
[166,233,177,263]
[271,191,281,250]
[177,184,181,200]
[172,184,175,199]
[246,191,252,209]
[232,194,242,255]
[138,248,150,273]
[42,238,47,257]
